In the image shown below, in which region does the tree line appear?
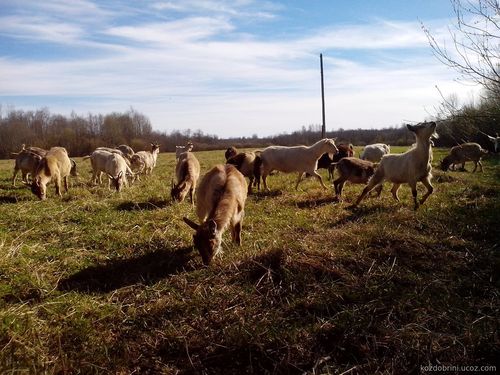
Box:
[0,100,499,160]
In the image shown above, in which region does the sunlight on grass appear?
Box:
[0,148,498,373]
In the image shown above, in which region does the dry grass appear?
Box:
[0,147,498,374]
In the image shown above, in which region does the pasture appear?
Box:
[0,147,498,374]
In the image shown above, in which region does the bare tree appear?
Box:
[422,0,500,97]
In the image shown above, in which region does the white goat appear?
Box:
[171,152,200,205]
[30,147,72,200]
[84,150,132,191]
[260,138,338,191]
[360,143,391,162]
[481,132,500,153]
[132,143,160,176]
[183,164,247,265]
[354,121,437,210]
[175,142,194,160]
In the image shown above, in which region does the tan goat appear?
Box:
[171,152,200,205]
[354,121,437,210]
[183,164,247,265]
[31,147,72,200]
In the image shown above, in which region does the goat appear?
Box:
[480,131,499,153]
[314,143,355,180]
[260,138,338,191]
[83,150,132,191]
[330,157,382,200]
[171,151,200,205]
[116,144,135,161]
[440,143,488,172]
[354,121,437,210]
[224,146,238,161]
[132,143,160,176]
[183,164,247,265]
[175,142,194,160]
[226,151,262,193]
[30,147,72,200]
[95,147,129,162]
[12,149,44,186]
[360,143,391,162]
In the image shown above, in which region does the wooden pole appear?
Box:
[320,53,326,138]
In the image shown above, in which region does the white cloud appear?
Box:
[105,17,234,43]
[0,1,484,137]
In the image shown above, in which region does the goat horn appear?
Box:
[183,217,199,230]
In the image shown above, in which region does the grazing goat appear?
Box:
[175,142,194,160]
[260,138,338,191]
[84,150,132,191]
[95,147,129,162]
[331,157,382,200]
[183,164,247,265]
[226,151,262,193]
[171,152,200,205]
[224,147,238,161]
[31,147,72,200]
[440,143,488,172]
[12,149,44,186]
[354,122,437,210]
[131,143,160,176]
[360,143,391,162]
[116,144,135,161]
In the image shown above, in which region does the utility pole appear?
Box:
[320,53,326,138]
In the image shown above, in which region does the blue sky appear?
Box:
[0,0,481,137]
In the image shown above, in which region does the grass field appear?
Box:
[0,147,499,374]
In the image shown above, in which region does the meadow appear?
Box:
[0,147,498,374]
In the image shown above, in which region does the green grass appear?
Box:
[0,147,499,374]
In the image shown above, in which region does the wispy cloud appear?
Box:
[0,0,481,136]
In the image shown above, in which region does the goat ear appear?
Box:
[406,124,415,132]
[117,171,123,179]
[183,217,199,230]
[107,173,115,180]
[208,220,217,236]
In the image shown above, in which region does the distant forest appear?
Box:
[0,96,499,159]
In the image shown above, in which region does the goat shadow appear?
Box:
[58,246,194,294]
[328,203,397,227]
[251,190,283,200]
[294,195,338,209]
[116,198,171,211]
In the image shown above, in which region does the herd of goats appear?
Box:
[7,121,497,264]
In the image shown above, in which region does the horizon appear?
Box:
[0,0,481,138]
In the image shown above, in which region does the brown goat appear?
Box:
[31,147,72,200]
[183,164,247,265]
[226,152,262,193]
[331,157,382,200]
[12,149,45,186]
[171,152,200,205]
[224,146,238,161]
[440,143,488,172]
